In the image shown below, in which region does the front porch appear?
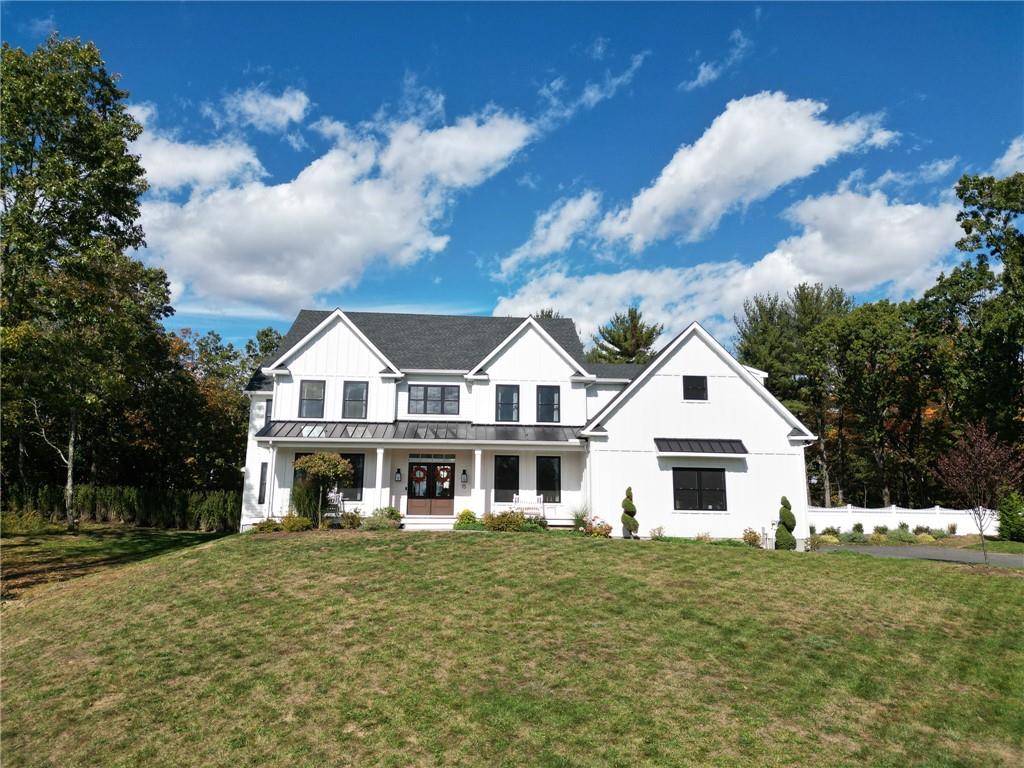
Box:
[245,436,586,530]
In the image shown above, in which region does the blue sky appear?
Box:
[5,2,1023,346]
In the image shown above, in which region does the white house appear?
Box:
[241,308,815,541]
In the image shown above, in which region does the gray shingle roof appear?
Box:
[585,363,647,380]
[654,438,748,454]
[256,420,583,443]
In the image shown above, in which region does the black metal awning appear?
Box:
[654,438,748,454]
[257,420,583,443]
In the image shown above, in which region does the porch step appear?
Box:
[402,515,456,531]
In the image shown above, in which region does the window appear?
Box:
[536,456,561,503]
[494,455,519,502]
[258,462,268,505]
[343,381,368,419]
[299,380,325,418]
[683,375,708,401]
[409,384,460,415]
[673,468,727,510]
[537,386,560,423]
[338,453,365,501]
[496,385,519,422]
[263,399,273,428]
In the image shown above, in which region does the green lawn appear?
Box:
[968,539,1024,554]
[3,531,1023,767]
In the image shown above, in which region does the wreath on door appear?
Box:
[436,466,451,481]
[412,467,428,483]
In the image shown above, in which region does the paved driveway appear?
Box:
[818,545,1024,569]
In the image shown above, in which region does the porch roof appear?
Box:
[654,438,748,454]
[256,420,584,444]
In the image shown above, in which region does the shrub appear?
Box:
[839,531,867,544]
[814,534,840,548]
[821,526,841,537]
[897,521,910,531]
[915,532,936,543]
[454,509,484,530]
[0,509,56,535]
[457,509,476,525]
[621,486,639,538]
[888,528,916,544]
[775,525,796,550]
[912,525,931,535]
[873,525,889,535]
[869,532,887,545]
[290,479,320,520]
[250,518,283,533]
[852,522,864,534]
[742,528,761,548]
[338,511,361,530]
[779,496,796,532]
[695,531,712,543]
[929,528,947,540]
[947,522,957,535]
[997,491,1024,542]
[583,517,612,538]
[483,510,526,532]
[571,503,590,532]
[519,521,546,533]
[648,526,666,540]
[775,496,797,550]
[374,506,402,522]
[360,511,400,531]
[281,514,313,532]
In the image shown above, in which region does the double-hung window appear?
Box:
[495,385,519,422]
[536,456,561,503]
[409,385,460,415]
[338,453,365,501]
[299,380,325,418]
[536,386,560,423]
[672,468,727,510]
[494,455,519,502]
[343,381,368,419]
[682,375,708,401]
[263,398,273,428]
[258,462,268,504]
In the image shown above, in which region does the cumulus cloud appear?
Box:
[140,105,534,314]
[206,85,311,133]
[497,190,601,280]
[497,188,960,344]
[128,103,264,192]
[598,91,895,251]
[991,135,1024,176]
[679,29,752,92]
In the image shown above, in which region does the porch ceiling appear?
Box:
[257,420,584,444]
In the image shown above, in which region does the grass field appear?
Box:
[2,530,1023,767]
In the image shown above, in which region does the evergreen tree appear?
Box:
[585,306,663,364]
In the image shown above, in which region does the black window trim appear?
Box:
[536,455,561,504]
[408,383,461,416]
[672,467,727,511]
[495,384,520,423]
[536,385,560,423]
[342,380,369,420]
[264,398,273,428]
[493,454,519,503]
[682,375,709,402]
[258,462,268,505]
[293,451,366,503]
[298,379,326,419]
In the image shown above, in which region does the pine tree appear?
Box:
[585,306,663,364]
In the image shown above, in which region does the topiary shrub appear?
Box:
[281,514,313,532]
[775,496,797,550]
[620,486,639,539]
[997,491,1024,542]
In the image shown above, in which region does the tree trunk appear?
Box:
[17,435,26,485]
[818,434,831,508]
[64,411,77,531]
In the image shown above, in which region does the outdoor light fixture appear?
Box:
[460,469,469,485]
[394,468,402,483]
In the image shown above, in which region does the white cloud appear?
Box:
[598,91,893,251]
[497,190,601,280]
[498,188,960,344]
[128,103,264,192]
[537,52,648,129]
[679,29,751,92]
[846,156,960,194]
[209,85,311,133]
[23,14,57,37]
[991,135,1024,176]
[516,171,540,189]
[140,106,534,314]
[587,36,610,61]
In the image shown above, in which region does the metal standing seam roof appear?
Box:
[256,420,584,443]
[244,309,647,391]
[654,438,748,454]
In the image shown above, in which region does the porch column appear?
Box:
[375,447,385,509]
[266,444,278,518]
[472,448,484,514]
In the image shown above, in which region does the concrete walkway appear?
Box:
[818,544,1024,569]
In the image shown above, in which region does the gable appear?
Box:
[481,322,582,379]
[280,312,394,375]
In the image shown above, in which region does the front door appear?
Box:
[407,463,455,516]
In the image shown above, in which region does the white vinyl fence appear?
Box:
[807,504,994,534]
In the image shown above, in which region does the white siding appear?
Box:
[241,397,274,525]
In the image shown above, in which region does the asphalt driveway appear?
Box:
[818,544,1024,569]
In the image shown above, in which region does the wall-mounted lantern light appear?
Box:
[394,468,402,483]
[460,469,469,485]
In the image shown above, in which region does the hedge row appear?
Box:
[3,484,241,532]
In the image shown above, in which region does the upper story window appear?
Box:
[409,385,459,415]
[263,398,273,428]
[673,468,727,510]
[537,386,560,423]
[683,375,708,401]
[343,381,368,419]
[495,385,519,422]
[299,380,325,418]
